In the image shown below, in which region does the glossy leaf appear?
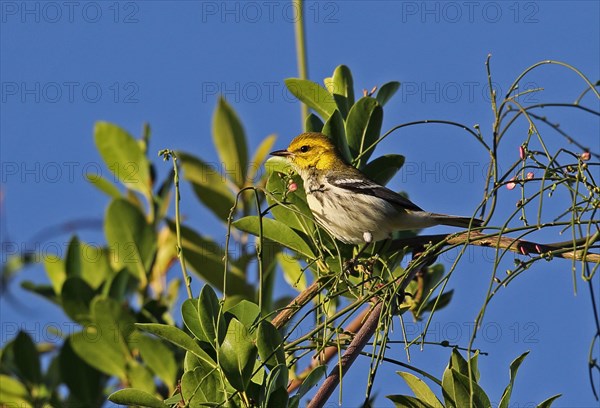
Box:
[233,216,315,259]
[108,388,167,408]
[345,96,383,166]
[226,300,260,328]
[218,318,258,392]
[376,81,401,106]
[181,364,227,407]
[257,321,286,369]
[396,372,443,408]
[178,152,236,221]
[322,110,352,164]
[105,198,156,286]
[213,97,248,187]
[94,121,151,196]
[499,351,529,408]
[285,78,337,120]
[305,113,324,132]
[362,154,405,186]
[136,323,216,368]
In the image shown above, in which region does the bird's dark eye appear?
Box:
[300,145,310,153]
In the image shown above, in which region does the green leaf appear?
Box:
[499,351,530,408]
[61,277,95,323]
[136,335,177,391]
[213,97,248,187]
[265,170,314,234]
[277,252,306,292]
[13,332,41,386]
[449,348,469,377]
[257,321,286,369]
[329,64,355,117]
[387,394,434,408]
[86,173,121,198]
[420,290,454,315]
[296,365,327,399]
[451,369,491,408]
[59,339,104,406]
[362,154,405,186]
[305,113,324,132]
[181,364,227,407]
[108,388,168,408]
[94,121,151,196]
[44,255,66,295]
[218,318,258,392]
[182,298,205,343]
[285,78,337,120]
[537,394,562,408]
[226,300,260,328]
[127,360,156,394]
[248,133,277,184]
[376,81,401,106]
[136,323,216,368]
[345,96,383,166]
[70,328,128,379]
[166,221,253,297]
[105,198,156,286]
[263,364,289,408]
[233,216,315,259]
[396,372,443,408]
[65,237,112,289]
[322,110,352,164]
[0,374,30,407]
[178,152,236,221]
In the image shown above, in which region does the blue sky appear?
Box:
[1,1,599,407]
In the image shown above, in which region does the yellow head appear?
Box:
[270,132,344,171]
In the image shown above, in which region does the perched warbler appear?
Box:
[270,132,483,245]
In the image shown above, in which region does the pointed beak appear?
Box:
[270,149,292,157]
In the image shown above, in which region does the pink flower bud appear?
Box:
[581,151,591,161]
[519,245,528,256]
[526,172,534,180]
[535,244,542,254]
[519,146,525,160]
[288,182,298,192]
[507,177,517,190]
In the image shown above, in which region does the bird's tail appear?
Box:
[429,213,484,229]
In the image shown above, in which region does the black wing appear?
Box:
[326,170,423,212]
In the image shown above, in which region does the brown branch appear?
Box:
[306,300,383,408]
[272,280,323,329]
[389,231,600,263]
[306,256,426,408]
[287,307,370,393]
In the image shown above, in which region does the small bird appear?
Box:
[270,132,483,245]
